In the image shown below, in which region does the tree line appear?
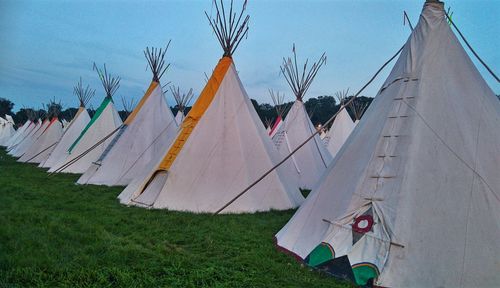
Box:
[2,95,370,129]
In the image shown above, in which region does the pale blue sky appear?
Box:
[0,0,498,111]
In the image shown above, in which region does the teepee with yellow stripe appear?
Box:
[77,44,179,186]
[118,0,303,213]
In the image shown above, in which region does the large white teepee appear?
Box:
[119,1,303,213]
[40,79,94,168]
[276,1,500,287]
[172,85,194,125]
[78,46,179,186]
[323,90,356,158]
[0,116,16,146]
[271,47,332,189]
[49,65,123,174]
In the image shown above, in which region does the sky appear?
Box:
[0,0,498,111]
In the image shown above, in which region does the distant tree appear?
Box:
[87,108,96,118]
[14,108,30,125]
[45,101,63,119]
[305,95,337,127]
[344,96,374,122]
[118,110,128,122]
[251,95,374,129]
[251,98,295,127]
[60,108,78,121]
[0,97,14,118]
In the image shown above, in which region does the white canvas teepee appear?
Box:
[7,117,37,152]
[12,118,49,158]
[40,79,94,168]
[271,47,332,189]
[0,116,16,146]
[323,90,356,158]
[49,65,123,174]
[19,100,64,163]
[119,1,303,213]
[78,46,179,186]
[19,118,63,163]
[276,1,500,287]
[172,85,194,125]
[4,121,26,148]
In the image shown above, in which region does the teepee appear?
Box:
[19,100,64,163]
[7,109,37,151]
[0,115,16,146]
[271,46,332,189]
[276,1,500,286]
[323,90,355,158]
[49,64,123,173]
[118,0,303,213]
[11,109,49,158]
[4,120,26,149]
[268,89,288,138]
[78,45,179,186]
[40,79,94,168]
[172,85,194,125]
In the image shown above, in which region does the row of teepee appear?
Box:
[2,0,498,286]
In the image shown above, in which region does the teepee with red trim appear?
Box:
[19,99,63,163]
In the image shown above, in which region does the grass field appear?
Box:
[0,149,350,287]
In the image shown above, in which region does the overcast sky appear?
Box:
[0,0,498,111]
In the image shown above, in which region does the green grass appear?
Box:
[0,149,351,287]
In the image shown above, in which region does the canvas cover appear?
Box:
[7,120,36,151]
[323,107,355,158]
[11,120,48,158]
[272,100,332,189]
[78,82,179,186]
[49,100,122,173]
[4,122,27,148]
[40,108,90,168]
[0,116,16,146]
[119,57,303,213]
[174,111,184,125]
[276,2,500,287]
